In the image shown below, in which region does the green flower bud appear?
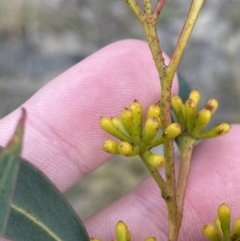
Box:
[162,123,181,142]
[116,221,131,241]
[141,117,159,149]
[185,98,197,133]
[121,108,134,135]
[147,103,161,118]
[148,154,165,168]
[145,237,156,241]
[100,117,132,142]
[214,218,223,236]
[171,95,185,130]
[233,218,240,240]
[205,98,218,114]
[118,142,134,156]
[129,100,143,143]
[189,89,201,108]
[217,203,230,241]
[150,123,181,148]
[197,123,231,139]
[103,139,119,154]
[202,223,221,241]
[112,117,130,137]
[191,109,212,137]
[147,104,161,126]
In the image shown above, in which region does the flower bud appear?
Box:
[116,221,131,241]
[185,98,197,133]
[147,104,161,126]
[121,108,134,135]
[100,117,132,142]
[189,89,201,108]
[202,223,221,241]
[217,203,230,241]
[233,218,240,239]
[145,237,156,241]
[214,218,223,236]
[191,109,211,137]
[171,95,185,130]
[197,123,231,139]
[103,139,119,154]
[141,117,159,149]
[118,142,133,156]
[112,117,130,137]
[148,154,165,168]
[147,103,161,118]
[162,123,181,142]
[205,98,218,114]
[129,100,143,143]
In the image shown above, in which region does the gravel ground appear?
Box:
[1,0,240,220]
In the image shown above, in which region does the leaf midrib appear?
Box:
[11,204,63,241]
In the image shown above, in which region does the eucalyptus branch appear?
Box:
[119,1,211,241]
[176,135,195,223]
[125,0,166,79]
[153,0,166,16]
[125,1,178,240]
[125,0,143,17]
[162,139,177,241]
[141,149,178,241]
[144,0,151,14]
[166,0,206,83]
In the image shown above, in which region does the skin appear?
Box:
[0,39,240,241]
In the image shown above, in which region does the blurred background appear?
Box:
[1,0,240,219]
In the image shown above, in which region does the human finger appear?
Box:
[0,39,178,191]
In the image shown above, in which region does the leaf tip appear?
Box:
[5,108,27,154]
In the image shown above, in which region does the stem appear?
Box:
[125,0,166,79]
[144,0,151,14]
[153,0,166,15]
[141,12,179,241]
[125,0,143,17]
[166,0,206,82]
[176,135,195,227]
[126,2,177,240]
[124,1,205,241]
[140,150,177,240]
[140,151,169,195]
[140,12,179,240]
[142,20,166,80]
[160,84,177,241]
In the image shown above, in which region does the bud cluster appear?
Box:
[171,89,230,139]
[100,100,181,168]
[202,203,240,241]
[91,221,157,241]
[115,221,157,241]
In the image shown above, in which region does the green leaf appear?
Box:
[6,160,90,241]
[0,109,26,237]
[4,159,90,241]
